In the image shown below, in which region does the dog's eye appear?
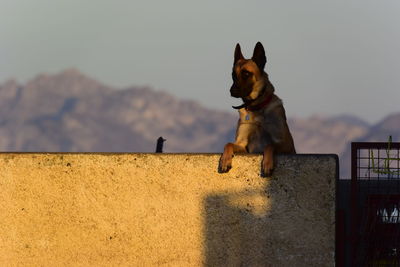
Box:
[241,70,252,79]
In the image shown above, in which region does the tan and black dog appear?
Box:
[219,42,296,176]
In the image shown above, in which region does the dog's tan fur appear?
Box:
[219,42,296,176]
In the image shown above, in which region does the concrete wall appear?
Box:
[0,153,337,266]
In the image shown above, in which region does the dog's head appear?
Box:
[230,42,271,101]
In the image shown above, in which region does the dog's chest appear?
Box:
[238,109,263,125]
[235,107,282,152]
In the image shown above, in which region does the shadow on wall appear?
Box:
[204,191,272,266]
[203,155,337,267]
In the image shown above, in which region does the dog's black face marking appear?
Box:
[230,65,255,98]
[230,83,243,98]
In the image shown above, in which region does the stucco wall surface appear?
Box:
[0,153,337,266]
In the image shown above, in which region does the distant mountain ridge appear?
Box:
[0,69,236,153]
[0,69,399,177]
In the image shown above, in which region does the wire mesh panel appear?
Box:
[351,142,400,267]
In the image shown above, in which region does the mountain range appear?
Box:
[0,69,399,178]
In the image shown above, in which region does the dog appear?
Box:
[219,42,296,176]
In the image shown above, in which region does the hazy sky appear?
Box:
[1,0,400,123]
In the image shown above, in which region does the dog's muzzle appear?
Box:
[230,85,244,98]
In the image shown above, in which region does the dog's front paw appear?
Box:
[218,154,232,173]
[261,157,274,177]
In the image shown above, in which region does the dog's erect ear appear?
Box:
[234,43,244,64]
[252,42,267,70]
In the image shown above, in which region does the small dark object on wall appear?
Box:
[156,137,166,153]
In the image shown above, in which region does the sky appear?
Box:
[1,0,400,123]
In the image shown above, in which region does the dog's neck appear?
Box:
[233,76,275,111]
[247,78,274,108]
[245,92,274,112]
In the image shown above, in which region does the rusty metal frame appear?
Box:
[351,142,400,266]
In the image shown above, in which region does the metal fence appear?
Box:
[350,141,400,266]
